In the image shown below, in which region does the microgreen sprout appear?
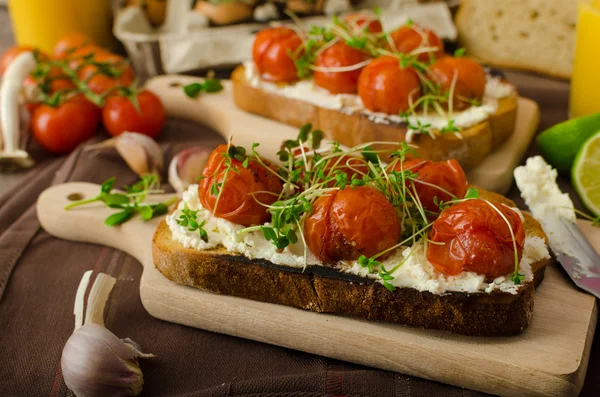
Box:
[64,175,176,226]
[177,204,208,243]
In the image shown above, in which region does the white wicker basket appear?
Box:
[113,0,457,80]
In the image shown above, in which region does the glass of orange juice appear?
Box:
[570,0,600,118]
[7,0,117,54]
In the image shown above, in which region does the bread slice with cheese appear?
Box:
[153,189,550,337]
[231,65,518,170]
[456,0,577,79]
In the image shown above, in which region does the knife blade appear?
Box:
[546,215,600,298]
[514,156,600,298]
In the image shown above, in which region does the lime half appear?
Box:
[537,113,600,173]
[572,130,600,216]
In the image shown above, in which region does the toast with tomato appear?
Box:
[232,14,519,170]
[153,129,551,336]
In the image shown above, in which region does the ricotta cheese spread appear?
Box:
[243,61,515,141]
[514,156,596,277]
[166,185,548,295]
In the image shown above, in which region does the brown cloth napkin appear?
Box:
[0,86,598,396]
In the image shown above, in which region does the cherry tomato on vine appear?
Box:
[357,56,422,114]
[429,56,486,110]
[54,33,95,59]
[303,186,401,264]
[65,45,111,71]
[388,25,444,61]
[427,199,525,279]
[32,96,101,154]
[199,144,283,226]
[78,53,135,95]
[102,90,166,138]
[313,42,370,94]
[0,45,48,75]
[391,158,468,213]
[252,27,303,83]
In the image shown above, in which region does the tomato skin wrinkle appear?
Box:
[388,25,444,61]
[430,56,486,110]
[199,145,283,227]
[391,158,468,213]
[358,56,422,115]
[313,42,370,94]
[252,27,302,83]
[427,199,525,279]
[304,186,401,264]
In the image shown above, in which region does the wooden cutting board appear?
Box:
[145,75,540,195]
[38,182,597,397]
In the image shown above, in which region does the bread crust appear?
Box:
[491,90,518,148]
[232,65,517,170]
[153,190,550,336]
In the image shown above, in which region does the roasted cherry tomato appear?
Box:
[343,13,383,33]
[391,158,468,213]
[78,53,135,94]
[32,95,100,154]
[388,24,444,61]
[54,32,95,58]
[427,199,525,279]
[102,90,166,138]
[313,42,370,94]
[199,144,283,226]
[358,56,422,115]
[304,186,401,264]
[429,56,486,110]
[252,27,303,83]
[0,45,48,75]
[322,154,368,184]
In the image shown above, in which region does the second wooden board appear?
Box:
[146,75,540,195]
[38,182,597,397]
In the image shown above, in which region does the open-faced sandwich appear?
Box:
[153,126,550,336]
[232,12,519,170]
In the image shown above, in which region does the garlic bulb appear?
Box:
[86,132,163,177]
[61,271,154,397]
[168,146,212,195]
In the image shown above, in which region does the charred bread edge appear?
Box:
[231,65,518,170]
[152,191,550,336]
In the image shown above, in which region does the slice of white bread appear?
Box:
[232,65,518,170]
[456,0,577,79]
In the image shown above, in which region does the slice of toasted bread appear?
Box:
[490,89,519,148]
[153,189,550,336]
[232,65,518,170]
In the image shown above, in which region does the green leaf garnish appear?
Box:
[65,175,176,226]
[183,78,224,99]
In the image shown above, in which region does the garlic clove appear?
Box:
[86,132,163,178]
[61,323,154,397]
[168,146,211,194]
